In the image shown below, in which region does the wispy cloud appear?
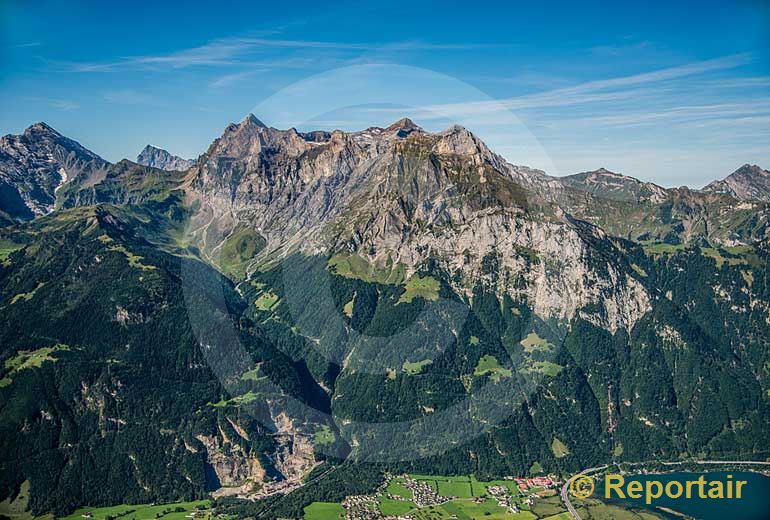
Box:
[408,53,755,118]
[569,99,770,128]
[356,53,752,128]
[13,41,42,48]
[701,76,770,89]
[210,69,266,88]
[462,71,574,90]
[60,36,502,73]
[589,40,658,57]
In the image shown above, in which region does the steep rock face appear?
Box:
[0,123,108,219]
[190,116,650,331]
[137,144,197,172]
[703,164,770,201]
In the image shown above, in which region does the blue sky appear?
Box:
[0,0,768,187]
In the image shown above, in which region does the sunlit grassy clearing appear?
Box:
[328,253,406,284]
[217,225,265,278]
[530,361,563,377]
[551,437,570,458]
[343,293,355,317]
[474,355,512,381]
[0,344,70,388]
[642,242,686,255]
[701,247,749,268]
[10,281,46,304]
[398,275,440,304]
[403,358,433,375]
[0,239,23,266]
[109,244,157,270]
[240,365,265,382]
[208,391,258,408]
[254,290,279,311]
[520,332,554,353]
[313,425,335,446]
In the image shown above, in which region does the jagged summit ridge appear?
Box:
[187,115,653,332]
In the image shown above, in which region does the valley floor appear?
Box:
[303,473,660,520]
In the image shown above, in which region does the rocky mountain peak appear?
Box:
[23,121,61,138]
[185,116,656,333]
[385,117,422,137]
[0,123,108,219]
[137,144,196,172]
[733,163,770,177]
[703,163,770,201]
[434,124,500,168]
[241,113,268,128]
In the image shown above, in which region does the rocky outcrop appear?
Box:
[269,412,316,485]
[191,409,316,499]
[194,430,266,497]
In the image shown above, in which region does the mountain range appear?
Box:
[1,117,769,518]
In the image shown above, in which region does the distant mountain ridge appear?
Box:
[136,144,196,171]
[702,163,770,201]
[560,167,669,203]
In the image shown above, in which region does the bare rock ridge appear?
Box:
[136,144,197,171]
